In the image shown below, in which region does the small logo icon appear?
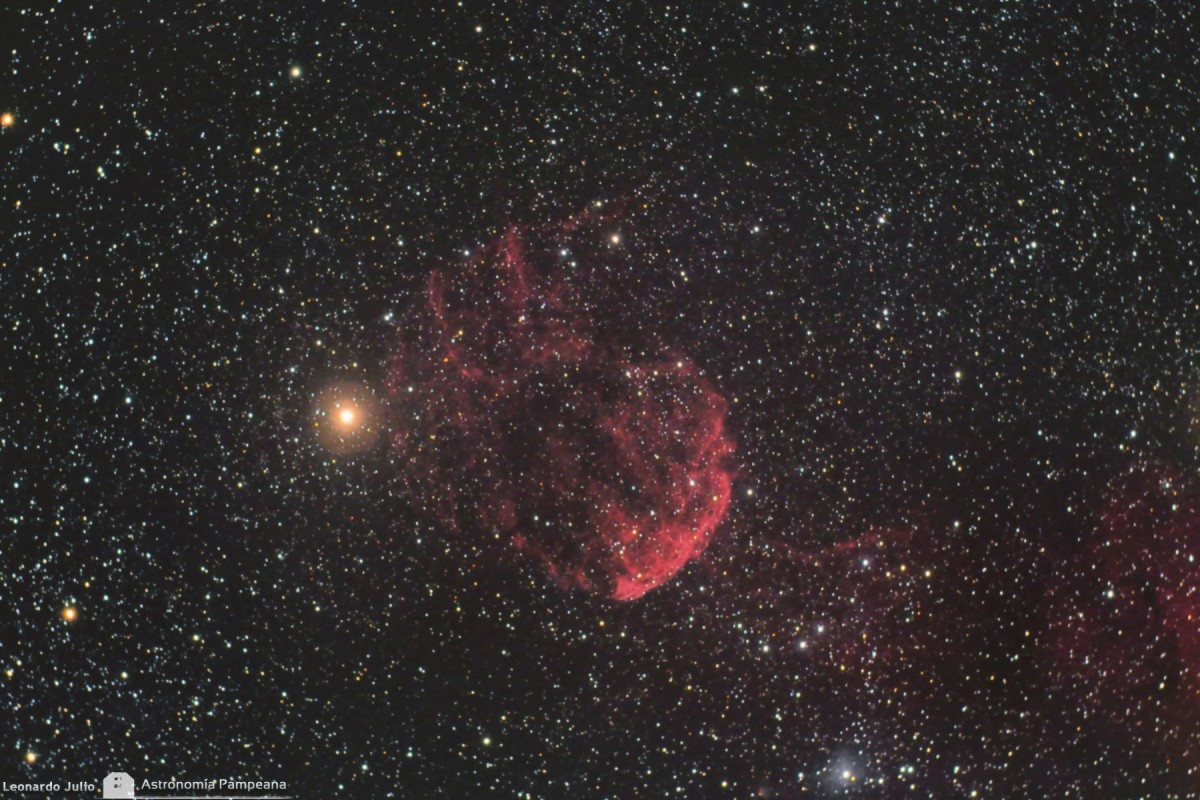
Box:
[104,772,135,799]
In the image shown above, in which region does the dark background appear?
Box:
[1,1,1197,797]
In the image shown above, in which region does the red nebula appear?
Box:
[1045,463,1200,776]
[388,224,735,600]
[744,525,952,673]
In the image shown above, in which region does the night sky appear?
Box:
[2,2,1198,798]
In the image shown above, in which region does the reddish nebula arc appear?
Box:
[1044,463,1200,776]
[389,224,735,600]
[1047,464,1200,700]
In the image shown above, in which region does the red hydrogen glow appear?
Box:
[389,225,735,600]
[1045,464,1200,774]
[742,525,952,672]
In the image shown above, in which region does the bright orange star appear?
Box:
[314,382,377,454]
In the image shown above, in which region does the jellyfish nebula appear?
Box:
[388,222,735,600]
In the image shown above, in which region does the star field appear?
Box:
[2,2,1198,797]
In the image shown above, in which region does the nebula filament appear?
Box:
[389,223,734,600]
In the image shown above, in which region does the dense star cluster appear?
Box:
[1,2,1197,797]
